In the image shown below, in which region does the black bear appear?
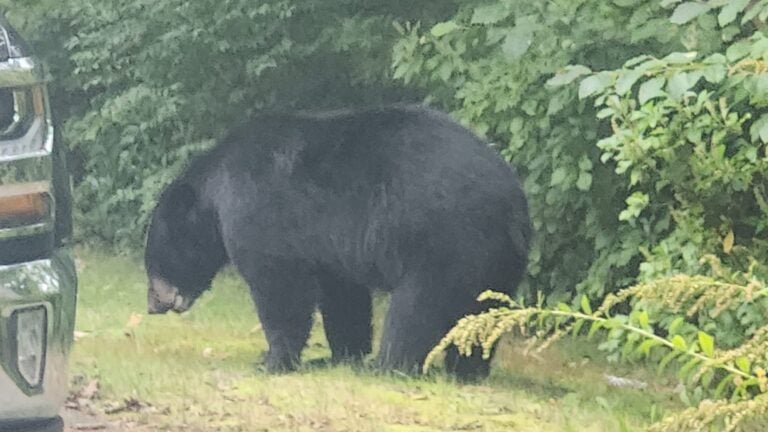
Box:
[145,105,531,379]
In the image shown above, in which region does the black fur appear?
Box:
[145,105,532,379]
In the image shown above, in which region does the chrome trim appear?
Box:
[0,57,45,88]
[0,251,77,420]
[0,223,51,240]
[0,118,52,162]
[0,24,10,61]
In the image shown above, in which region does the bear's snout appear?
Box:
[148,276,181,314]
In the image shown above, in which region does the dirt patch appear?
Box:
[62,407,114,431]
[63,378,157,432]
[62,408,159,432]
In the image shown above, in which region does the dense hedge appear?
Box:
[391,0,767,299]
[2,0,457,249]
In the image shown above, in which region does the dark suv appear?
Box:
[0,15,77,432]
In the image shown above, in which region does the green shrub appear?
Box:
[425,268,768,431]
[3,0,458,249]
[391,0,763,298]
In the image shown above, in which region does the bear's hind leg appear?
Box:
[444,345,493,382]
[319,280,373,364]
[377,287,453,375]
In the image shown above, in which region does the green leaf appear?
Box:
[580,295,593,314]
[624,55,653,68]
[501,26,534,60]
[726,40,751,61]
[658,350,680,374]
[703,53,726,65]
[718,0,750,26]
[679,388,691,406]
[636,310,650,328]
[546,65,592,87]
[746,146,758,162]
[604,317,624,330]
[485,27,508,45]
[671,335,688,351]
[638,77,666,104]
[667,72,693,99]
[547,92,569,115]
[571,320,585,337]
[471,4,511,25]
[750,114,768,143]
[588,321,603,339]
[616,69,643,95]
[620,191,649,221]
[735,356,751,373]
[743,1,763,23]
[697,331,715,357]
[437,62,452,82]
[702,63,727,83]
[714,375,735,399]
[430,21,459,37]
[576,172,592,191]
[637,339,660,356]
[521,99,538,115]
[668,316,685,334]
[579,73,613,99]
[551,167,567,186]
[734,377,760,398]
[670,2,710,25]
[578,156,593,171]
[678,357,701,381]
[663,51,698,64]
[557,302,572,312]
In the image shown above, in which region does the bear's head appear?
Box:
[144,182,226,314]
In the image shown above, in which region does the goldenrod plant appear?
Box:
[426,262,768,431]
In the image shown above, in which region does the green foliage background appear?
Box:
[1,0,457,249]
[390,0,768,301]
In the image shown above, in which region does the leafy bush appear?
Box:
[3,0,458,249]
[392,0,764,298]
[527,30,768,359]
[556,36,768,283]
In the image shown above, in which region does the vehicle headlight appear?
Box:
[11,305,47,388]
[0,84,50,160]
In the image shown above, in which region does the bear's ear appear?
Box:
[162,183,197,219]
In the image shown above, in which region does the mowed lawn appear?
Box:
[70,249,681,432]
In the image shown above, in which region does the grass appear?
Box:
[70,248,682,431]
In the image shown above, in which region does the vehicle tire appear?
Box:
[0,416,63,432]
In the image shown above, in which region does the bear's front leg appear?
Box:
[244,261,318,373]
